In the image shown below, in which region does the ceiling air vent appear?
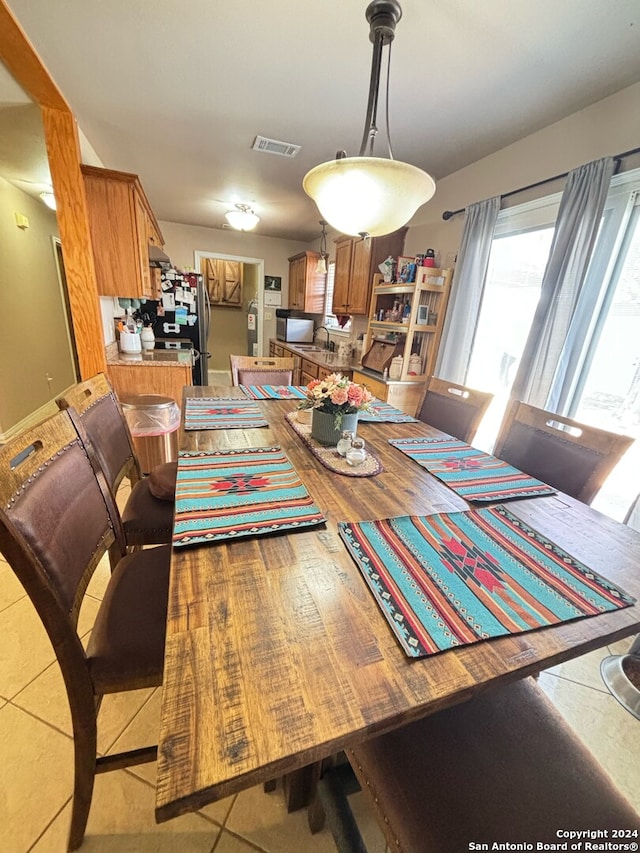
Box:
[252,135,301,158]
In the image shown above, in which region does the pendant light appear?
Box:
[225,203,260,231]
[303,0,435,238]
[316,220,328,274]
[40,190,57,210]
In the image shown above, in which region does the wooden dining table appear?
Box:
[155,385,640,823]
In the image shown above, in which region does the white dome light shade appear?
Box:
[225,204,260,231]
[303,156,435,237]
[40,191,57,210]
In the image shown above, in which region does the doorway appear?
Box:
[194,251,264,383]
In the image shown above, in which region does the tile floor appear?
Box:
[1,480,639,852]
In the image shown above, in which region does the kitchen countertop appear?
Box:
[106,341,193,368]
[277,341,355,373]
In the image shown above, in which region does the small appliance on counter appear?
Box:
[275,309,314,343]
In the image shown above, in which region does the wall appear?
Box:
[404,82,640,265]
[0,178,76,436]
[159,220,313,353]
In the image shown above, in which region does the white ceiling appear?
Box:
[4,0,640,242]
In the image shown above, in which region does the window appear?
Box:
[466,195,560,450]
[465,169,640,519]
[323,261,351,331]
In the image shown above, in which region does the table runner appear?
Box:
[358,401,418,423]
[285,412,383,477]
[338,505,635,658]
[184,397,268,430]
[173,446,325,546]
[240,385,308,400]
[389,436,556,502]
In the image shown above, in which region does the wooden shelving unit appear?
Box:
[363,267,453,381]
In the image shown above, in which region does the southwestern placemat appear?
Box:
[240,385,308,400]
[338,506,635,658]
[359,401,418,423]
[184,397,268,430]
[389,436,556,502]
[285,412,383,477]
[173,446,325,546]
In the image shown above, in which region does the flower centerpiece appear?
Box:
[299,372,373,445]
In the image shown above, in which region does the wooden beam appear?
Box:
[42,106,106,379]
[0,0,106,380]
[0,2,68,110]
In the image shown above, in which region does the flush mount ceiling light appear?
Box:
[225,203,260,231]
[303,0,435,238]
[40,191,57,210]
[316,220,328,274]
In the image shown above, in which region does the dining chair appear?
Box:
[229,354,295,386]
[56,373,175,562]
[601,490,640,712]
[493,400,634,505]
[312,678,639,852]
[0,410,171,851]
[416,376,493,443]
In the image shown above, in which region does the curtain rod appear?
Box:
[441,145,640,221]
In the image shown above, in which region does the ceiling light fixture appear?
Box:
[316,220,328,274]
[40,191,57,210]
[303,0,435,238]
[225,203,260,231]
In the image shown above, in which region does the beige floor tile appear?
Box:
[13,659,154,751]
[215,830,270,853]
[539,672,640,811]
[85,553,113,603]
[543,645,611,692]
[109,689,236,826]
[30,769,220,853]
[0,557,26,612]
[609,635,638,656]
[0,596,56,698]
[226,784,339,853]
[0,702,74,852]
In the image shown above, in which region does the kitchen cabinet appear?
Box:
[81,165,164,299]
[287,251,326,312]
[203,258,243,308]
[332,228,407,316]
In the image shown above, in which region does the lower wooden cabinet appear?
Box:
[351,369,425,417]
[107,364,192,408]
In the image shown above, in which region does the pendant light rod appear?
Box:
[358,1,402,158]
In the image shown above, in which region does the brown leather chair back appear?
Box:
[229,355,294,386]
[494,400,634,505]
[0,410,168,850]
[57,372,140,492]
[0,410,123,620]
[418,377,493,444]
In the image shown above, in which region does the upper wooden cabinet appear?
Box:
[332,228,407,315]
[81,165,164,299]
[287,251,326,312]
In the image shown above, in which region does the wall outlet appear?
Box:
[264,311,273,321]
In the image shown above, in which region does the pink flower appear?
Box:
[330,388,348,406]
[347,384,364,406]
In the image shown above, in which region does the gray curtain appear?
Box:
[436,196,501,383]
[509,157,615,409]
